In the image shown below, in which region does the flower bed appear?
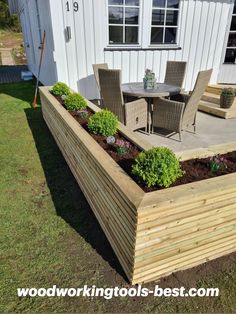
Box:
[55,92,236,192]
[39,86,236,284]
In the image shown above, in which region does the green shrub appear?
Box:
[87,109,118,137]
[132,147,184,188]
[64,93,87,111]
[221,88,235,97]
[51,82,70,96]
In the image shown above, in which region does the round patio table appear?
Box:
[122,82,181,133]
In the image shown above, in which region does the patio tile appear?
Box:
[137,112,236,152]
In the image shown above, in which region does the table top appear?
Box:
[122,82,181,98]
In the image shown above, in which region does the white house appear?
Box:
[8,0,236,100]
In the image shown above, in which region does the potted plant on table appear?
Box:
[220,88,235,109]
[143,69,157,90]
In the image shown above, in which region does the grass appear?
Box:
[0,81,236,313]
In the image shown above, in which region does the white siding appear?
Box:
[20,0,233,99]
[18,0,57,86]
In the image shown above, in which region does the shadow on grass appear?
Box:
[24,106,127,281]
[0,79,36,103]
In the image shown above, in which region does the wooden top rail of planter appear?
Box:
[39,86,236,285]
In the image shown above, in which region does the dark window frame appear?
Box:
[108,0,140,45]
[150,0,180,45]
[224,1,236,63]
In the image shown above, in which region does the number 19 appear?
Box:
[66,1,79,12]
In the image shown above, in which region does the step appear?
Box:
[206,85,236,95]
[201,92,220,105]
[206,86,222,95]
[198,100,236,119]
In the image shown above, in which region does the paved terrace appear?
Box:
[137,111,236,152]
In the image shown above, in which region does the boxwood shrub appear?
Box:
[51,82,70,97]
[132,147,184,188]
[87,109,118,137]
[64,93,87,111]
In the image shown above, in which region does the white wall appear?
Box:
[50,0,233,99]
[20,0,57,86]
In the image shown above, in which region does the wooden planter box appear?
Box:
[39,86,236,284]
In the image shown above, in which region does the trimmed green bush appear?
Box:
[87,109,118,137]
[64,93,87,111]
[132,147,184,188]
[51,82,70,97]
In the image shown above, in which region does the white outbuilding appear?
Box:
[8,0,236,99]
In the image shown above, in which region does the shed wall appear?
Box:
[50,0,232,99]
[19,0,57,86]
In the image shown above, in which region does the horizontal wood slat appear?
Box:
[39,86,236,285]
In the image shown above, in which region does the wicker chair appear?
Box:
[93,63,108,90]
[164,61,187,88]
[98,68,148,131]
[152,69,213,141]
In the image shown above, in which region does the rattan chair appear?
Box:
[164,61,187,88]
[152,69,212,141]
[92,63,108,107]
[98,68,148,131]
[93,63,108,90]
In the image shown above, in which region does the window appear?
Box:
[107,0,180,47]
[108,0,140,45]
[224,1,236,63]
[151,0,179,44]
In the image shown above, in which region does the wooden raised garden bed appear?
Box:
[39,86,236,284]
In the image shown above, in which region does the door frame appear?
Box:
[217,0,235,83]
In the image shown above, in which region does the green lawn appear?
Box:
[0,81,236,313]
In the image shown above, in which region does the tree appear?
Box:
[0,0,20,31]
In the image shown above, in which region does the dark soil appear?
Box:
[55,94,236,192]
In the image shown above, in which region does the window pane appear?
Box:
[109,26,123,43]
[153,0,166,8]
[234,2,236,14]
[166,10,178,26]
[227,33,236,47]
[230,16,236,31]
[125,0,139,6]
[164,27,177,43]
[151,27,163,43]
[108,0,124,5]
[152,9,165,25]
[224,48,236,63]
[167,0,179,8]
[125,26,138,43]
[109,7,123,24]
[125,8,139,24]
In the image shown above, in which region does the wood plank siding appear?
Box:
[17,0,233,98]
[49,0,232,99]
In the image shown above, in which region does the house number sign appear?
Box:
[66,1,79,12]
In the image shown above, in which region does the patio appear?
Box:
[137,111,236,152]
